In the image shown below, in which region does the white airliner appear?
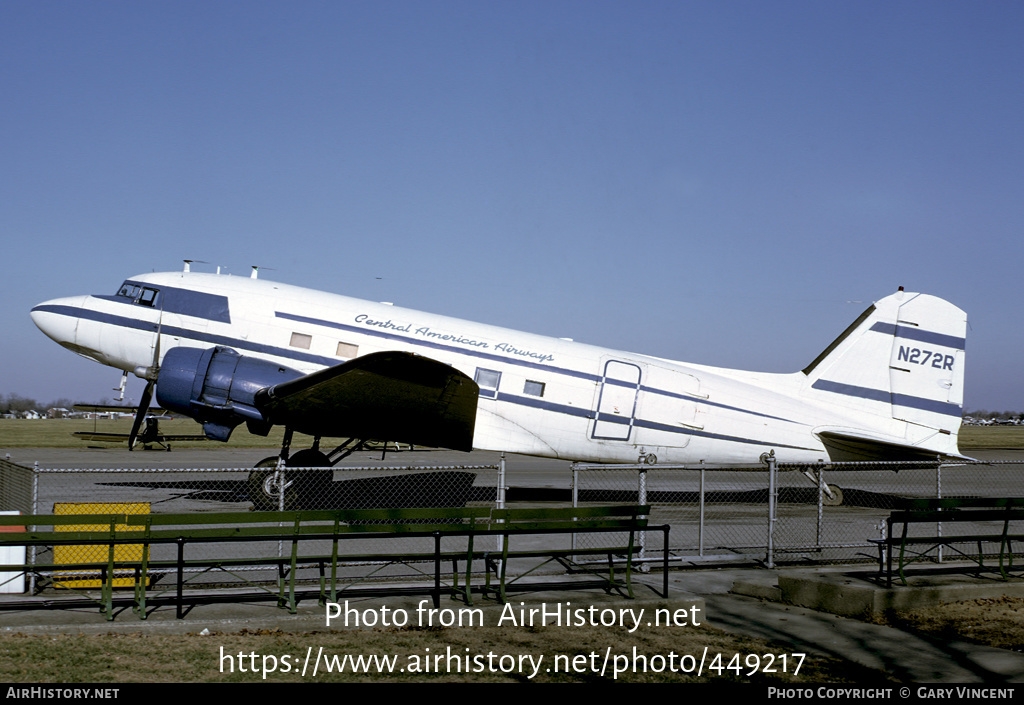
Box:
[30,265,968,477]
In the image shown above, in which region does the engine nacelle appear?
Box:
[156,346,303,441]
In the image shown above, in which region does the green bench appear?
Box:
[481,505,666,603]
[124,507,494,618]
[0,504,666,620]
[0,508,491,619]
[871,498,1024,587]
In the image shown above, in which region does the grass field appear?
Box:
[1,418,1022,449]
[956,425,1024,449]
[0,417,294,449]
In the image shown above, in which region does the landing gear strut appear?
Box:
[801,466,844,506]
[246,430,369,510]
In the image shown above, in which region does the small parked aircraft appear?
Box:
[31,264,967,499]
[71,404,207,450]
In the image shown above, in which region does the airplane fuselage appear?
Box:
[31,271,966,465]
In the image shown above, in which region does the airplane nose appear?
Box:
[30,295,88,347]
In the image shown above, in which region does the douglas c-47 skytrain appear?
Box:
[31,264,968,489]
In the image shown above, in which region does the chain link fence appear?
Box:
[572,458,1024,568]
[0,461,504,593]
[3,456,1024,597]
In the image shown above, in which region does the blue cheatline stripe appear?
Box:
[811,380,961,417]
[811,380,890,404]
[275,310,601,382]
[95,282,232,324]
[632,417,818,452]
[32,304,337,368]
[280,310,802,425]
[891,394,964,416]
[38,302,817,451]
[869,322,965,350]
[492,393,818,452]
[641,385,793,424]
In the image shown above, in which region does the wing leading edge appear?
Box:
[253,351,479,451]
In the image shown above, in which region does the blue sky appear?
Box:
[1,1,1022,412]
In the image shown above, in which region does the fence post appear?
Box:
[816,463,824,548]
[936,458,943,563]
[498,452,506,510]
[699,460,706,557]
[30,462,39,594]
[571,462,579,555]
[276,456,287,512]
[764,451,777,569]
[497,454,507,556]
[638,466,647,563]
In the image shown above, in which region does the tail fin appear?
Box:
[802,290,967,461]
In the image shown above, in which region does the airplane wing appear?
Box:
[72,431,209,443]
[253,351,479,451]
[73,431,136,443]
[73,404,178,418]
[74,404,138,414]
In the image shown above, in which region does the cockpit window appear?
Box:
[117,282,141,300]
[115,281,160,307]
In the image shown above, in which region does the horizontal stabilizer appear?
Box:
[254,351,479,451]
[817,429,971,463]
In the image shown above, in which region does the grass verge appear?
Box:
[0,622,896,684]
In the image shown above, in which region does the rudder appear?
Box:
[802,290,967,459]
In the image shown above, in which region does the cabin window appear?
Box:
[475,368,501,399]
[524,380,545,397]
[336,342,358,358]
[290,332,312,350]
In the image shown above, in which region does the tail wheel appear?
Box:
[823,484,844,507]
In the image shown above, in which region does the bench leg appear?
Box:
[624,553,635,600]
[483,555,496,600]
[457,535,475,606]
[449,553,475,606]
[176,539,185,620]
[101,544,116,620]
[624,533,636,599]
[432,534,441,609]
[897,523,909,586]
[499,538,510,603]
[134,543,149,620]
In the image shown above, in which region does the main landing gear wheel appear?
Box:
[246,450,334,510]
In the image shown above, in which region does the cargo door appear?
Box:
[591,360,642,441]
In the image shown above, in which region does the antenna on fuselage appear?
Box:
[183,260,208,273]
[251,266,275,279]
